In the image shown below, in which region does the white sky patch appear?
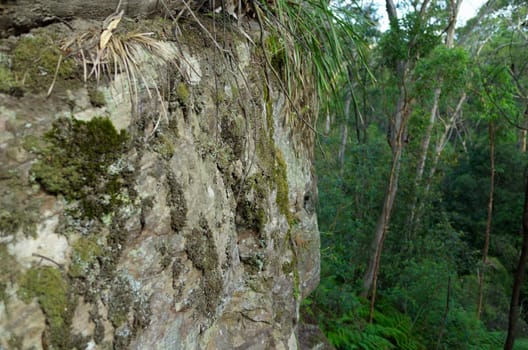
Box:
[458,0,487,26]
[373,0,487,32]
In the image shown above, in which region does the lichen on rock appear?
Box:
[0,13,321,349]
[69,236,103,278]
[31,116,131,219]
[186,216,222,317]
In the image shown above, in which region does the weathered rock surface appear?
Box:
[0,15,320,350]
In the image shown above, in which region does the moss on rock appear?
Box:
[18,266,75,349]
[107,274,151,344]
[108,276,134,328]
[0,65,21,95]
[0,244,19,305]
[186,217,222,316]
[0,179,39,237]
[69,236,102,278]
[176,82,190,105]
[166,170,187,232]
[12,35,78,93]
[236,174,268,234]
[32,116,130,219]
[272,149,293,224]
[88,87,106,107]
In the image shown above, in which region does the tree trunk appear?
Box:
[407,0,462,232]
[504,174,528,350]
[362,82,408,319]
[362,0,414,319]
[477,122,495,320]
[363,143,403,322]
[324,112,331,135]
[338,97,352,169]
[420,93,466,221]
[408,87,441,230]
[435,277,451,350]
[415,88,441,184]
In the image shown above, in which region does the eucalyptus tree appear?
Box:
[455,0,528,345]
[361,0,460,320]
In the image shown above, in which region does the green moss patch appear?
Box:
[88,87,106,107]
[166,170,187,232]
[108,276,133,328]
[0,179,39,237]
[12,35,78,93]
[18,266,74,349]
[107,275,151,341]
[220,114,245,160]
[0,244,19,305]
[176,82,190,105]
[272,149,293,224]
[265,35,287,79]
[69,236,102,278]
[186,217,222,316]
[257,82,293,225]
[0,65,22,96]
[236,174,268,234]
[32,116,131,219]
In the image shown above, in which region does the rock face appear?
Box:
[0,15,319,350]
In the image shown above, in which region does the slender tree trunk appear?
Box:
[477,122,495,320]
[338,123,348,169]
[407,0,462,232]
[408,87,441,229]
[435,276,451,350]
[338,97,351,169]
[362,144,402,295]
[363,83,408,322]
[366,150,402,324]
[415,88,441,183]
[324,112,331,135]
[504,174,528,350]
[362,0,415,320]
[421,93,466,213]
[352,93,364,144]
[521,107,528,153]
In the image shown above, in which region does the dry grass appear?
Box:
[53,10,191,136]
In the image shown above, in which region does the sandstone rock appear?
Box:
[0,16,324,350]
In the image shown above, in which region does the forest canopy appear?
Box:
[307,0,528,349]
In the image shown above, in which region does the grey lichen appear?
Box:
[185,217,222,317]
[69,235,102,278]
[235,174,268,234]
[166,170,187,233]
[31,116,131,220]
[108,274,151,347]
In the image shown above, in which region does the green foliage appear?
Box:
[256,0,367,115]
[413,46,469,95]
[319,295,425,350]
[378,11,442,69]
[302,1,528,349]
